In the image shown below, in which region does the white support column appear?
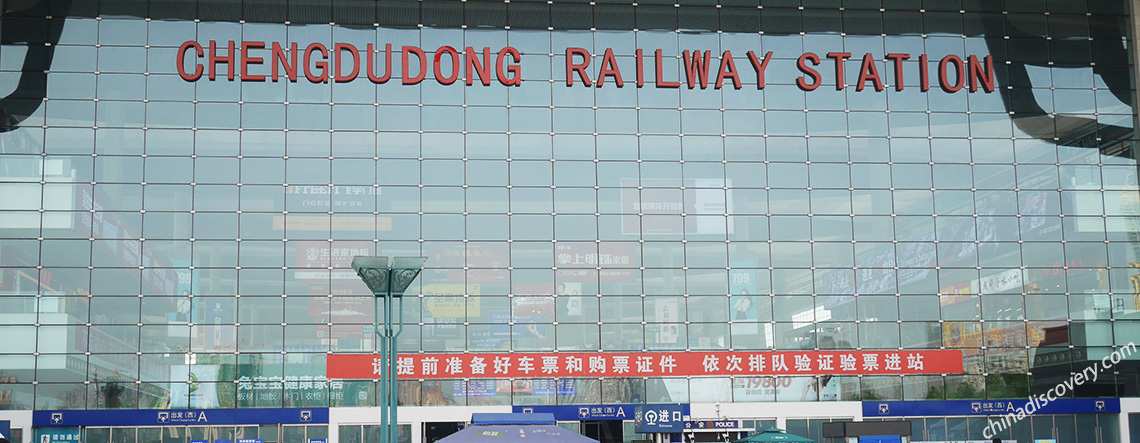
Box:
[326,416,338,443]
[1121,398,1139,443]
[0,410,33,443]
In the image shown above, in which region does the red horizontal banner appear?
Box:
[327,350,963,380]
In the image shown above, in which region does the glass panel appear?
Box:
[87,428,111,443]
[339,425,361,443]
[112,428,136,443]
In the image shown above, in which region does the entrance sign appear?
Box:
[635,405,686,433]
[328,350,963,379]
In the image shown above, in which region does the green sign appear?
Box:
[37,427,81,443]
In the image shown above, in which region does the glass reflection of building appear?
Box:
[0,0,1138,442]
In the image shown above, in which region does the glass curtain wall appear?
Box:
[0,0,1137,410]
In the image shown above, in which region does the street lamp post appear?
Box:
[351,256,427,443]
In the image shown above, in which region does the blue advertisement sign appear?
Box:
[0,421,9,442]
[453,380,497,398]
[864,398,1119,417]
[215,440,232,443]
[236,439,263,443]
[190,440,209,443]
[532,379,576,396]
[514,404,691,422]
[635,405,686,433]
[308,440,327,443]
[34,408,327,427]
[470,312,511,349]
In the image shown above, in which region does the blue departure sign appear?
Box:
[514,404,691,422]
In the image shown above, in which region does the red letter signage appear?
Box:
[174,40,998,96]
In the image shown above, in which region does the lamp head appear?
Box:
[351,256,390,295]
[390,257,428,295]
[350,256,426,297]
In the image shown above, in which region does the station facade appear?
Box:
[1,0,1139,442]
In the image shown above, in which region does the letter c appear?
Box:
[177,41,204,81]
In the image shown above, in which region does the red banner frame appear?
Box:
[327,350,963,380]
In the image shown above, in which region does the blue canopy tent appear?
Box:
[436,413,598,443]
